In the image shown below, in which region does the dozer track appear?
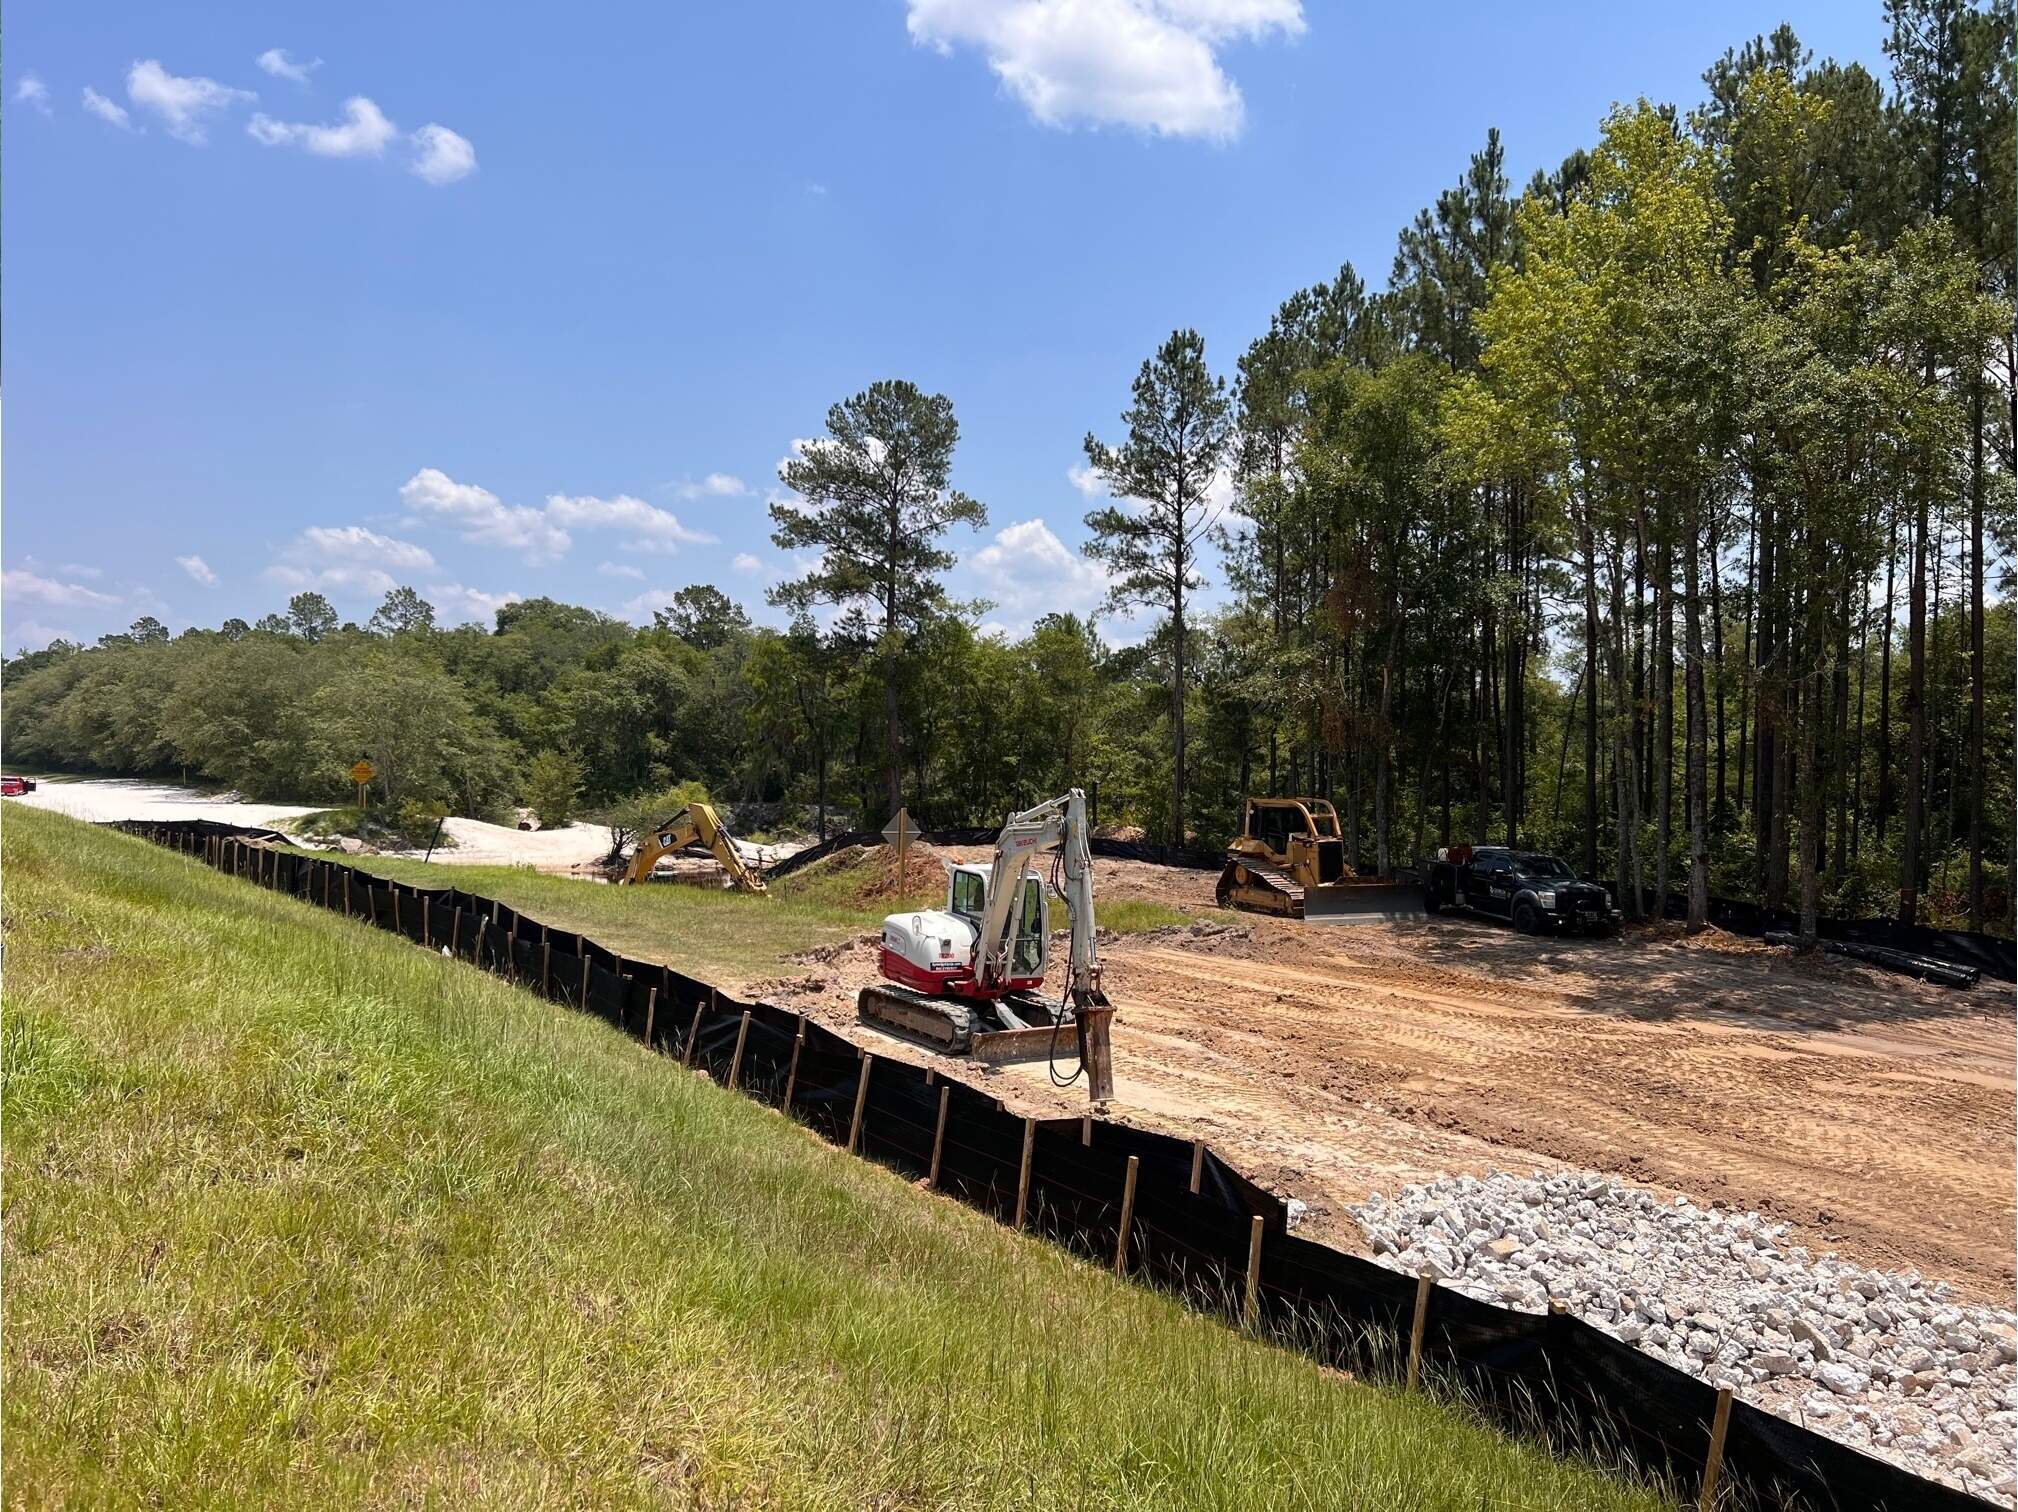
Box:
[857,984,976,1053]
[1216,858,1308,917]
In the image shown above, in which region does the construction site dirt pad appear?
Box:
[753,878,2014,1306]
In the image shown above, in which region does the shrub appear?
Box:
[524,749,585,829]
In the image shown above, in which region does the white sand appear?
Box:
[7,777,800,873]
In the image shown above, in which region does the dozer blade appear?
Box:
[858,984,975,1053]
[1301,880,1425,924]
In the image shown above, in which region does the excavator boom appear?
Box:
[618,803,768,894]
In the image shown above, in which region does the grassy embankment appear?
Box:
[312,843,1196,986]
[2,807,1670,1509]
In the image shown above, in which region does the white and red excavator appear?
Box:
[857,788,1115,1100]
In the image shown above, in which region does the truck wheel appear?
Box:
[1513,902,1539,935]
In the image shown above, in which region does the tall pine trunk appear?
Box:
[1968,378,1986,929]
[1581,516,1601,880]
[1683,502,1709,930]
[1900,480,1929,926]
[1654,524,1673,910]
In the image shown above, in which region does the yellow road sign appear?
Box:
[349,759,375,786]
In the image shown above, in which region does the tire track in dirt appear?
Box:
[1092,922,2014,1298]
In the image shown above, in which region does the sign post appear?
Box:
[881,806,917,895]
[350,759,375,812]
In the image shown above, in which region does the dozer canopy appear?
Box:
[1220,796,1420,923]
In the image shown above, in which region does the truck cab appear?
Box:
[1425,846,1619,935]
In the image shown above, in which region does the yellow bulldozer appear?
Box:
[1216,796,1419,923]
[617,803,768,894]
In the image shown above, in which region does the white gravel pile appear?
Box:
[1351,1170,2017,1501]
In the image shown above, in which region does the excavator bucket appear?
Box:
[1301,879,1425,924]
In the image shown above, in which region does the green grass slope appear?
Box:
[308,846,1201,986]
[2,808,1668,1509]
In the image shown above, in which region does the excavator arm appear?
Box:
[618,803,768,895]
[974,790,1103,1009]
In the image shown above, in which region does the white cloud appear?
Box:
[15,75,51,115]
[409,123,476,185]
[966,517,1111,634]
[263,524,435,601]
[265,563,398,598]
[401,468,717,563]
[248,95,397,158]
[175,554,218,586]
[618,586,681,624]
[401,468,571,562]
[731,552,765,575]
[7,620,70,653]
[256,48,322,84]
[544,492,718,553]
[905,0,1301,141]
[82,87,133,130]
[125,59,254,144]
[1067,462,1107,496]
[427,583,521,625]
[597,561,646,579]
[671,472,749,500]
[297,525,435,571]
[59,563,105,580]
[1,569,121,608]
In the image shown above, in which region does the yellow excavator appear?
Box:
[617,803,768,894]
[1217,796,1418,922]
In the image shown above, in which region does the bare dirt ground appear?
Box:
[754,843,2017,1306]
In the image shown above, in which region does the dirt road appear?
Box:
[756,848,2015,1304]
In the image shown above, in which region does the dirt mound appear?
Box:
[785,841,947,904]
[1095,823,1148,842]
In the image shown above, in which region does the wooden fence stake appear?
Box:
[1013,1118,1035,1230]
[1190,1139,1206,1194]
[476,914,486,967]
[1114,1155,1140,1275]
[1243,1214,1265,1331]
[727,1011,751,1090]
[782,1020,806,1112]
[541,940,552,996]
[423,897,432,948]
[1698,1385,1735,1511]
[579,954,591,1010]
[1406,1271,1434,1392]
[1080,1115,1092,1146]
[323,864,332,909]
[451,908,461,956]
[392,886,402,935]
[927,1083,950,1188]
[343,871,352,917]
[683,1001,704,1066]
[644,986,658,1049]
[847,1053,874,1154]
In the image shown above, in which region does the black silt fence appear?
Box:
[111,820,1993,1512]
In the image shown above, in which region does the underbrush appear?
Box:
[2,806,1667,1510]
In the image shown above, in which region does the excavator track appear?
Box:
[857,984,976,1053]
[1216,858,1307,918]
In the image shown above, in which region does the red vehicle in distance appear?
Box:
[1,775,38,797]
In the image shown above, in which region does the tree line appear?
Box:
[6,0,2011,936]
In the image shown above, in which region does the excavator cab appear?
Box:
[946,865,1048,979]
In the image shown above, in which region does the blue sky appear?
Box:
[3,1,1890,652]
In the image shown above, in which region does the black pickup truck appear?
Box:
[1423,845,1620,935]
